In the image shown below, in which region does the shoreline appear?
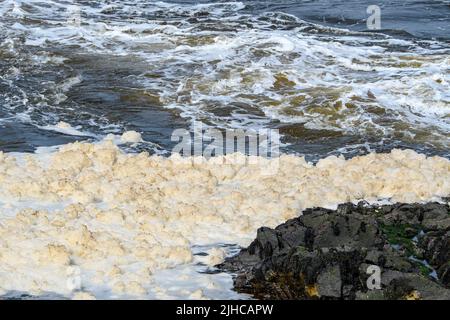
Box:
[0,140,449,299]
[220,202,450,300]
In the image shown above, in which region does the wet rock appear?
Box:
[219,202,450,300]
[438,262,450,287]
[316,265,341,298]
[419,231,449,268]
[384,274,449,300]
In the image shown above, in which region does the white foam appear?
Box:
[0,141,448,299]
[39,121,96,137]
[120,131,143,144]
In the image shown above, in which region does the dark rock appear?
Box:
[419,231,449,268]
[438,262,450,287]
[384,274,450,300]
[317,265,341,298]
[219,202,450,300]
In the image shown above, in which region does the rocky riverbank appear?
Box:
[219,202,450,300]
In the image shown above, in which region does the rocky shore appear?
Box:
[219,202,450,300]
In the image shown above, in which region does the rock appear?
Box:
[438,262,450,287]
[419,231,450,269]
[385,274,450,300]
[317,265,341,298]
[219,202,450,300]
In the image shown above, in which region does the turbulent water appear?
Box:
[0,0,449,159]
[0,0,449,300]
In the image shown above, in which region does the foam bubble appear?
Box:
[38,122,95,137]
[120,131,143,144]
[0,0,448,153]
[0,141,448,298]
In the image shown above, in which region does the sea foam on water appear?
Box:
[0,139,448,299]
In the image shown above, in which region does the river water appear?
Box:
[0,0,449,160]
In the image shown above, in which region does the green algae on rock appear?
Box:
[219,202,450,300]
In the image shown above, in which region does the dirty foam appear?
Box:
[0,137,448,299]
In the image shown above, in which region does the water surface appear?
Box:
[0,0,449,160]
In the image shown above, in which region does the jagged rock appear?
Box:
[438,262,450,287]
[384,274,449,300]
[219,202,450,300]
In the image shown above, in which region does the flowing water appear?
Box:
[0,0,449,159]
